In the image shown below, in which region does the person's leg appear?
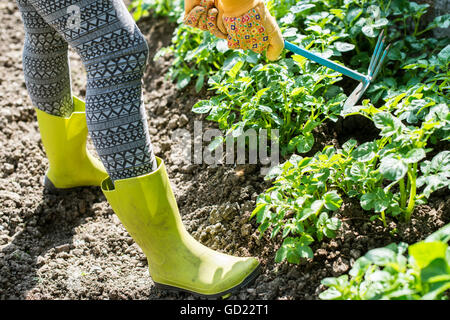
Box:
[26,0,157,182]
[16,0,107,190]
[16,0,73,117]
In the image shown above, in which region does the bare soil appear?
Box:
[0,2,448,300]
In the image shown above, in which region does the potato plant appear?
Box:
[252,147,346,263]
[341,97,449,225]
[193,57,346,155]
[319,223,450,300]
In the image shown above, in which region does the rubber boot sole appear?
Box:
[154,264,261,299]
[43,175,92,194]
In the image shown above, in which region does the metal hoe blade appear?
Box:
[344,30,391,110]
[284,30,390,109]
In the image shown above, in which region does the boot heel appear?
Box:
[44,175,61,193]
[43,175,73,194]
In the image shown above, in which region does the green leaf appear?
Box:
[311,200,325,214]
[342,139,357,154]
[216,39,229,53]
[409,241,448,269]
[274,245,288,263]
[319,288,343,300]
[299,234,314,246]
[417,175,448,198]
[431,151,450,173]
[291,245,313,263]
[251,203,268,221]
[367,270,392,282]
[291,87,306,97]
[292,3,315,14]
[428,14,450,30]
[425,224,450,243]
[438,44,450,64]
[373,112,403,137]
[346,8,362,24]
[177,73,191,89]
[326,217,341,231]
[421,281,450,300]
[222,55,241,71]
[349,256,371,277]
[258,105,273,113]
[195,73,205,93]
[362,25,377,38]
[373,18,389,28]
[295,133,315,154]
[321,274,349,288]
[334,41,355,52]
[360,193,376,211]
[323,227,337,239]
[360,189,391,213]
[192,100,212,114]
[404,148,426,164]
[330,8,344,20]
[264,165,282,180]
[303,120,320,133]
[280,12,295,24]
[352,141,377,162]
[275,237,313,264]
[283,27,299,37]
[349,162,365,178]
[318,212,329,225]
[420,258,450,283]
[379,156,408,181]
[207,136,223,151]
[321,277,339,287]
[227,60,245,78]
[323,191,343,211]
[365,247,397,266]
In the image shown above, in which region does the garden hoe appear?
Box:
[284,30,391,110]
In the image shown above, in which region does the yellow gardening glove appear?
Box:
[215,0,284,61]
[184,0,227,39]
[184,0,202,14]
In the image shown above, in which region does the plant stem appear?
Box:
[417,26,434,36]
[399,177,406,208]
[404,166,417,222]
[381,210,387,228]
[406,173,411,196]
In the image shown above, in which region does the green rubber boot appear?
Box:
[36,96,108,191]
[101,157,261,298]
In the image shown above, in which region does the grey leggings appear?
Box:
[16,0,158,182]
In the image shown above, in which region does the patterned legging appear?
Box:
[16,0,158,182]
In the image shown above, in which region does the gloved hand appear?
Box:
[215,0,284,61]
[184,0,227,39]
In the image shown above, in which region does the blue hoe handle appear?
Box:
[284,40,370,84]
